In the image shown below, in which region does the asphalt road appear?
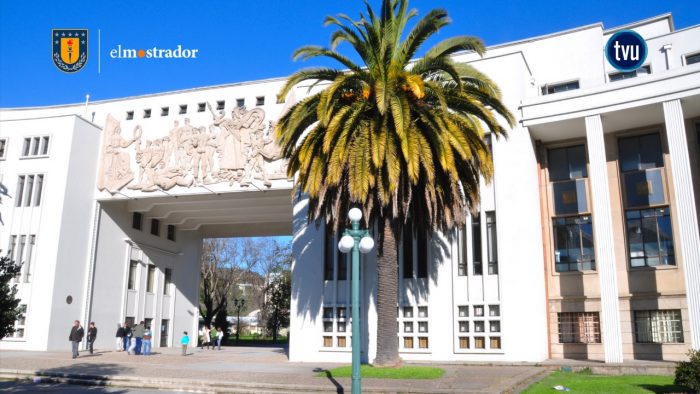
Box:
[0,380,187,393]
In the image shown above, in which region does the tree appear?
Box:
[263,270,291,343]
[1,253,23,339]
[275,0,513,366]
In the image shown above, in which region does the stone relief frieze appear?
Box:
[97,104,287,194]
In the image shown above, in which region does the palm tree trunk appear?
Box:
[373,220,400,366]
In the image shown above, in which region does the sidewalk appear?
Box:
[0,346,675,393]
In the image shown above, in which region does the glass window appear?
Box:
[16,236,26,279]
[0,138,7,159]
[22,138,31,157]
[143,109,151,118]
[486,212,498,275]
[489,305,500,317]
[324,227,334,281]
[126,111,134,120]
[557,312,601,343]
[23,235,35,283]
[179,105,187,114]
[458,227,467,276]
[337,336,346,347]
[132,212,143,230]
[403,322,413,333]
[474,321,484,332]
[323,321,333,332]
[553,215,596,272]
[490,321,500,332]
[619,133,663,173]
[40,137,50,155]
[623,168,665,207]
[418,322,428,333]
[418,306,428,318]
[552,179,588,215]
[146,264,155,292]
[635,310,683,343]
[216,100,225,110]
[474,305,484,317]
[403,337,413,349]
[323,336,332,347]
[685,52,700,65]
[150,219,160,236]
[256,96,265,106]
[542,80,579,95]
[8,235,17,264]
[472,213,482,275]
[31,137,40,156]
[418,337,428,349]
[402,223,413,278]
[490,337,501,349]
[236,98,245,108]
[609,65,651,82]
[459,321,469,332]
[15,175,25,207]
[167,225,176,241]
[548,145,587,181]
[417,230,428,278]
[161,107,169,116]
[403,306,413,318]
[337,321,346,332]
[337,307,346,319]
[322,307,333,319]
[459,337,469,348]
[24,175,34,207]
[458,306,468,317]
[128,260,138,290]
[163,268,172,295]
[474,336,485,349]
[626,207,675,267]
[33,175,44,206]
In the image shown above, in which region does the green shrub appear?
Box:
[675,349,700,393]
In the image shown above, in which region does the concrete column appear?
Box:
[663,99,700,349]
[585,114,624,363]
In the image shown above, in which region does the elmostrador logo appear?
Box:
[605,29,647,72]
[52,29,88,73]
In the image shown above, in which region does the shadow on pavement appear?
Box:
[313,367,344,394]
[0,380,129,393]
[37,362,134,379]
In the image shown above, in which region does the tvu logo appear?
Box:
[606,30,648,72]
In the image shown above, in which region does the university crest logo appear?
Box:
[52,29,88,73]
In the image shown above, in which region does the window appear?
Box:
[337,307,346,319]
[337,336,346,347]
[8,236,17,264]
[161,106,169,116]
[322,307,333,319]
[459,337,469,349]
[458,306,469,317]
[403,306,413,318]
[323,336,332,347]
[553,215,595,271]
[167,225,176,241]
[474,336,485,349]
[541,80,579,95]
[23,175,33,207]
[402,223,413,278]
[12,304,27,338]
[403,337,414,348]
[15,175,25,207]
[16,236,26,280]
[0,137,7,159]
[337,322,346,332]
[163,268,172,295]
[23,235,35,283]
[126,111,134,120]
[626,208,674,267]
[619,133,663,173]
[417,230,428,278]
[490,321,500,332]
[418,306,428,318]
[685,52,700,66]
[20,136,50,158]
[324,228,335,281]
[609,65,651,82]
[474,305,484,317]
[549,145,588,215]
[418,337,428,349]
[236,98,245,108]
[403,322,413,333]
[418,322,428,333]
[197,103,206,112]
[146,264,155,292]
[490,337,501,349]
[474,321,484,332]
[127,260,138,290]
[337,252,347,281]
[459,321,469,332]
[472,213,482,275]
[324,321,333,332]
[558,312,601,343]
[179,104,187,114]
[458,226,468,276]
[635,310,683,343]
[143,109,151,118]
[150,219,160,236]
[256,96,265,106]
[32,174,43,206]
[216,100,225,110]
[486,212,498,275]
[132,212,143,230]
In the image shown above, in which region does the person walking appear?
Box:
[181,331,189,356]
[201,325,211,350]
[87,322,98,355]
[142,325,152,356]
[115,323,125,351]
[215,327,224,350]
[133,321,145,355]
[68,320,84,359]
[123,322,132,351]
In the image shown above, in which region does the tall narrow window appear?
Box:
[150,218,160,236]
[402,222,413,278]
[458,227,468,276]
[8,235,17,264]
[324,227,335,281]
[40,137,50,155]
[132,212,143,230]
[337,251,347,280]
[0,137,7,159]
[167,225,176,241]
[128,260,138,290]
[417,229,428,278]
[24,175,34,207]
[16,236,26,279]
[146,264,155,292]
[15,175,25,207]
[164,268,172,295]
[486,212,498,274]
[618,133,674,268]
[33,175,44,206]
[548,145,594,272]
[472,212,482,275]
[23,235,35,283]
[13,305,26,338]
[22,138,31,157]
[31,137,40,156]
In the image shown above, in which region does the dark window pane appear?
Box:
[623,169,666,207]
[568,146,587,178]
[626,207,674,267]
[619,136,639,172]
[548,148,569,181]
[639,134,663,169]
[403,223,413,278]
[324,228,334,281]
[417,230,428,278]
[553,179,588,215]
[472,213,482,275]
[337,253,347,280]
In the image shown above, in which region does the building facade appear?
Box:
[1,14,699,363]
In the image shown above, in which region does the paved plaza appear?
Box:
[0,346,547,393]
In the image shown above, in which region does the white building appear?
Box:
[1,14,699,363]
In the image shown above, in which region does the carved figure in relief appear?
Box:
[97,114,141,193]
[129,134,151,188]
[177,118,196,171]
[189,126,216,184]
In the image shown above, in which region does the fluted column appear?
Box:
[585,114,624,363]
[663,99,700,349]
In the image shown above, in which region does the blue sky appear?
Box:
[0,0,698,108]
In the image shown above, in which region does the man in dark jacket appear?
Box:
[122,322,132,351]
[69,320,85,359]
[87,322,98,354]
[115,323,125,351]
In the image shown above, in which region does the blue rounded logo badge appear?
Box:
[605,30,647,72]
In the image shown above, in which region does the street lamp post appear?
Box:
[337,208,375,394]
[233,298,245,344]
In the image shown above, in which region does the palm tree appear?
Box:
[275,0,514,366]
